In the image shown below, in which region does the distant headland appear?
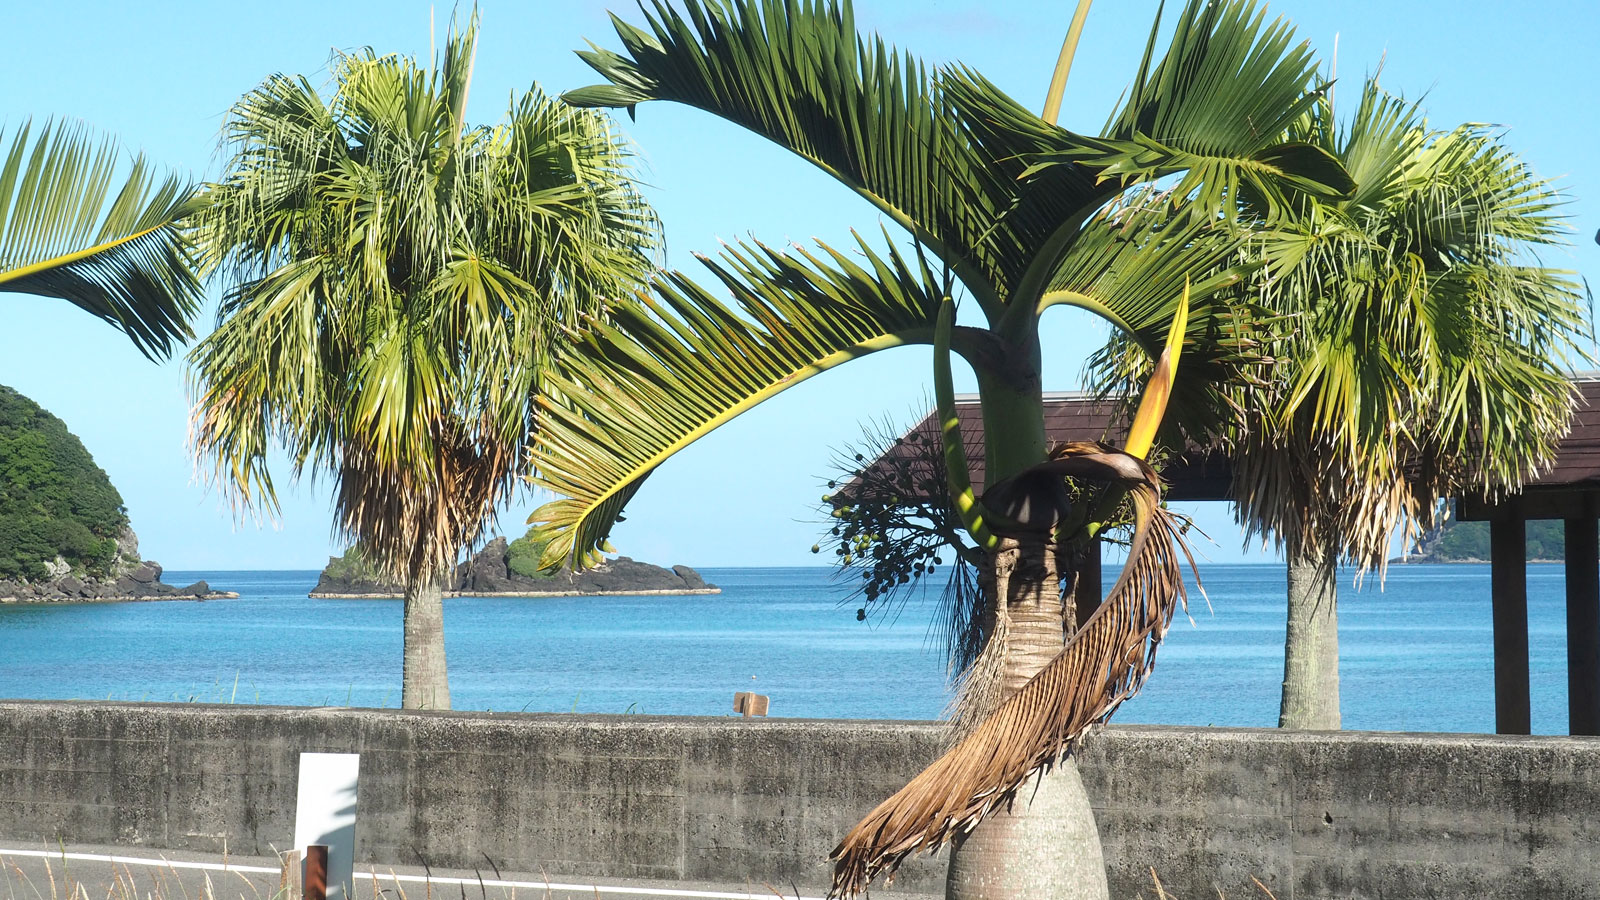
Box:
[1393,516,1570,565]
[0,385,236,604]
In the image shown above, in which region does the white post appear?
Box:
[293,753,360,900]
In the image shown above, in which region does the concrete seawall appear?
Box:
[1,701,1596,898]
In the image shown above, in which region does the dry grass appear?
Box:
[1139,867,1281,900]
[2,853,256,900]
[0,849,822,900]
[0,851,558,900]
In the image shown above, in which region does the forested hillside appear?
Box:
[1408,517,1570,562]
[0,385,130,580]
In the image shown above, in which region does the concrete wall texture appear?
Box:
[0,702,1597,899]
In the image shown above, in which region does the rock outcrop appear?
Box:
[0,549,238,604]
[311,536,718,597]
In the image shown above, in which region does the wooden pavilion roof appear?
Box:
[883,391,1232,502]
[878,377,1600,513]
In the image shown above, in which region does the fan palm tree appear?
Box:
[187,12,661,710]
[543,0,1352,894]
[0,120,201,359]
[1222,81,1589,728]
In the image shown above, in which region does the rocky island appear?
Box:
[311,535,718,597]
[0,385,236,604]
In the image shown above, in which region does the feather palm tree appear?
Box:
[0,119,201,359]
[544,0,1353,894]
[187,12,661,710]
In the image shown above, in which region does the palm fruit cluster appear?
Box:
[814,418,974,621]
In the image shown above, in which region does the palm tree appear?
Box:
[187,12,661,710]
[1210,81,1588,729]
[0,120,201,359]
[542,0,1352,894]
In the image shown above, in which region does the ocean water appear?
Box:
[0,564,1579,733]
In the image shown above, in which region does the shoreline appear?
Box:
[1389,557,1564,565]
[309,587,722,599]
[0,592,241,605]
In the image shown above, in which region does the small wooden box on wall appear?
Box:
[733,692,769,717]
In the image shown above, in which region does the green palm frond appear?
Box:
[1217,77,1590,570]
[1042,203,1261,445]
[1020,0,1353,222]
[1040,205,1245,340]
[566,0,1023,317]
[566,0,1350,327]
[527,233,950,569]
[0,119,201,359]
[1328,87,1427,210]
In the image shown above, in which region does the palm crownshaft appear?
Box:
[188,13,660,709]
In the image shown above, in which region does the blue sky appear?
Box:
[1,0,1595,570]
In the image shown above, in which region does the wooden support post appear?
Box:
[1566,499,1600,735]
[1075,538,1102,631]
[1491,500,1531,735]
[304,845,328,900]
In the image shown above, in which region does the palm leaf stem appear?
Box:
[0,219,168,288]
[1040,0,1095,125]
[1036,289,1145,352]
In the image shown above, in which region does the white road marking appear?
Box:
[0,849,824,900]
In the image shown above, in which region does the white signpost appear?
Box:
[292,753,360,900]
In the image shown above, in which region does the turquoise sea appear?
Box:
[0,564,1579,733]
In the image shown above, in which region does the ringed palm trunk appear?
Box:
[946,371,1109,900]
[1279,543,1339,729]
[947,534,1109,900]
[402,570,452,710]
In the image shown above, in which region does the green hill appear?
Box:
[0,385,130,580]
[1409,516,1571,562]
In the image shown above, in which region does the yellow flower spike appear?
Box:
[1123,279,1189,461]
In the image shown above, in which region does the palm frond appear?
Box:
[0,119,201,359]
[565,0,1034,317]
[526,232,947,569]
[1019,0,1353,223]
[1043,202,1263,448]
[830,443,1192,895]
[1219,77,1590,572]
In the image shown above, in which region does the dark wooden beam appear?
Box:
[1566,500,1600,735]
[1460,488,1600,522]
[1074,538,1102,631]
[1491,499,1531,734]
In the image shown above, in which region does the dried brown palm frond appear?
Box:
[829,442,1196,896]
[941,549,1009,740]
[333,421,519,584]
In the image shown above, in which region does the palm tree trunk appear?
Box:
[1279,543,1339,729]
[402,571,452,710]
[946,534,1109,900]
